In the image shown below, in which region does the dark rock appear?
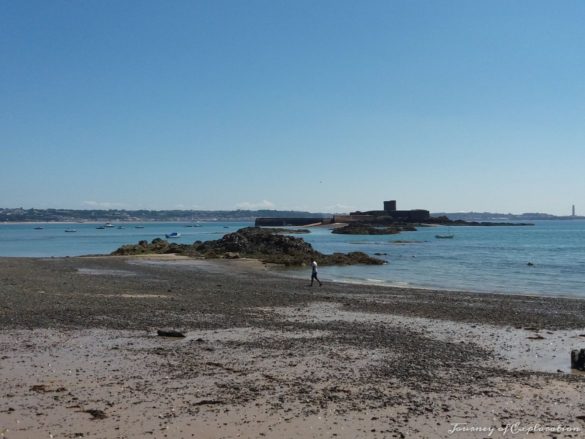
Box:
[192,399,224,406]
[30,385,48,393]
[112,227,384,267]
[259,228,311,234]
[425,216,534,227]
[84,409,107,420]
[571,349,585,370]
[157,329,186,338]
[332,224,403,235]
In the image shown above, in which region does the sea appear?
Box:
[1,220,584,298]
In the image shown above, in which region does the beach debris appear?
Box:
[570,349,585,370]
[206,361,237,372]
[527,334,545,340]
[192,399,224,406]
[84,409,107,420]
[157,329,186,338]
[29,384,65,393]
[30,384,48,393]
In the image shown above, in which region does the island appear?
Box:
[256,199,533,234]
[112,226,385,266]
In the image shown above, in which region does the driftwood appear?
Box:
[157,329,186,338]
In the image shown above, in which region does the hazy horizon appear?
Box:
[2,1,583,215]
[1,205,581,217]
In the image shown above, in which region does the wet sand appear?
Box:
[1,256,585,438]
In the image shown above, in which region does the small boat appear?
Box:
[135,225,145,229]
[165,232,181,239]
[96,226,105,230]
[104,223,114,228]
[34,226,44,230]
[435,234,454,239]
[65,229,77,233]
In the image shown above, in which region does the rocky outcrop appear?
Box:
[112,227,384,266]
[332,224,411,235]
[112,238,191,256]
[426,216,533,226]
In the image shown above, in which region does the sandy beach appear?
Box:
[1,255,585,438]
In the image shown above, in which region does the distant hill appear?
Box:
[3,207,581,223]
[0,208,330,223]
[433,212,585,221]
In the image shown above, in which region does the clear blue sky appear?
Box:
[2,0,584,214]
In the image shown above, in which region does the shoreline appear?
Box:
[3,252,584,300]
[3,221,584,300]
[269,264,585,301]
[1,256,585,438]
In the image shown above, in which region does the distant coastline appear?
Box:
[1,207,582,223]
[433,211,585,221]
[0,208,328,223]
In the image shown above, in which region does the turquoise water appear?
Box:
[290,220,585,297]
[0,222,252,257]
[1,220,585,297]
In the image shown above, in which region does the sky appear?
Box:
[1,0,584,215]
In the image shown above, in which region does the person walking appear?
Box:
[310,259,322,286]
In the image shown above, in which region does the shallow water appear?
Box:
[283,220,585,298]
[0,221,251,257]
[2,219,585,297]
